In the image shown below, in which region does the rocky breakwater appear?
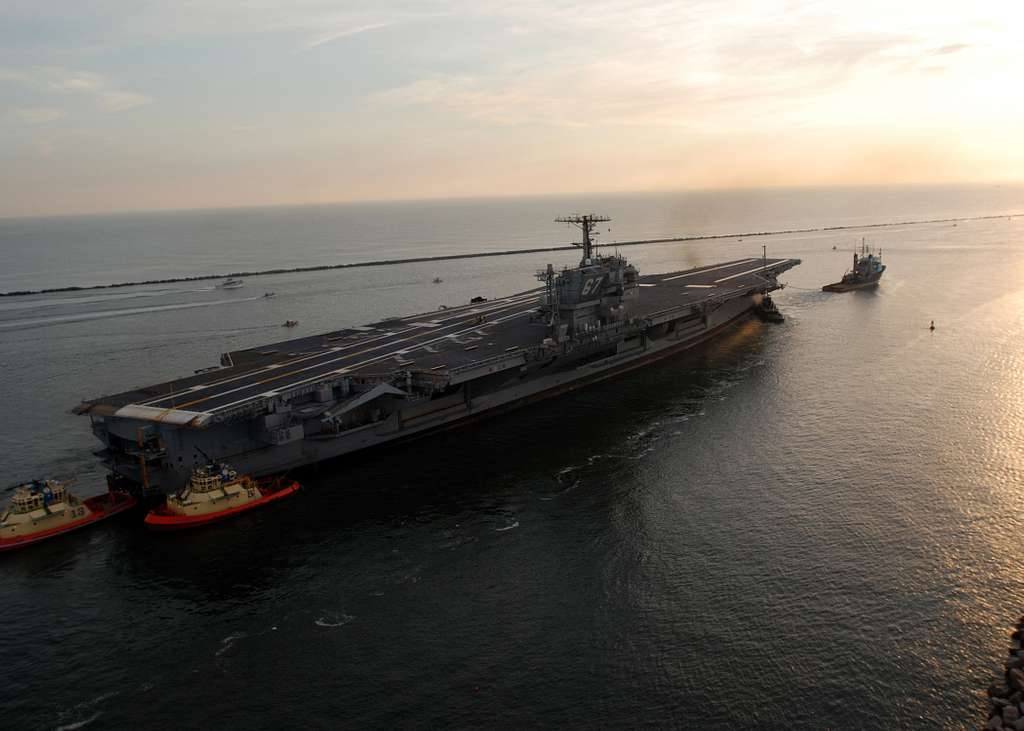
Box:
[986,617,1024,729]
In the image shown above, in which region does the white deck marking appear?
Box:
[714,260,793,283]
[639,283,657,287]
[208,307,537,413]
[136,326,408,405]
[685,284,716,288]
[136,292,539,407]
[418,288,542,319]
[661,259,756,281]
[168,299,540,413]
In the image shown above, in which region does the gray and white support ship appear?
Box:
[74,215,800,493]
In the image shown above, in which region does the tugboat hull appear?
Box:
[822,279,881,292]
[0,492,137,552]
[144,479,299,530]
[757,308,785,322]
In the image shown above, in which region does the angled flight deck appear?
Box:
[78,257,795,426]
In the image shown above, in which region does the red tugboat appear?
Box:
[144,462,299,530]
[0,479,136,552]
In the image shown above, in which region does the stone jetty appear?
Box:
[986,616,1024,729]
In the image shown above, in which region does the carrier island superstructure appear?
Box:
[74,216,800,493]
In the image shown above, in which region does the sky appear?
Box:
[1,1,1022,217]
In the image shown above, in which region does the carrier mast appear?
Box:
[555,214,611,264]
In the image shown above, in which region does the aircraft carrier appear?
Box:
[74,215,800,493]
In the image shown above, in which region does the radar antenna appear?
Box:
[555,214,611,265]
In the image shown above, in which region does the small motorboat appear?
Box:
[144,463,299,530]
[432,277,443,284]
[283,320,298,328]
[263,292,276,298]
[220,278,244,289]
[0,479,136,552]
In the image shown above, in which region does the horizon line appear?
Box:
[2,179,1022,223]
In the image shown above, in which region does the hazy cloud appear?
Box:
[1,0,1022,215]
[931,43,972,56]
[9,107,65,123]
[50,69,153,111]
[0,66,152,113]
[371,4,949,131]
[0,1,448,46]
[49,70,106,92]
[0,68,31,83]
[98,90,152,111]
[303,22,394,49]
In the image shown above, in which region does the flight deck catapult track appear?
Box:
[74,216,799,493]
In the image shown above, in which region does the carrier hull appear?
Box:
[75,256,800,493]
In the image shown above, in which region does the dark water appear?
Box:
[2,185,1024,729]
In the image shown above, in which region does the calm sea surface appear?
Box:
[2,185,1024,728]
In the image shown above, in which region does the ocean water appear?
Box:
[3,184,1023,293]
[2,185,1024,728]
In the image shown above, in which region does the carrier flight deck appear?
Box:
[81,258,794,424]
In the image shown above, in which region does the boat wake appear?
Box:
[494,521,519,532]
[315,611,354,628]
[540,478,579,501]
[215,631,247,657]
[0,287,181,313]
[53,690,120,731]
[55,711,102,730]
[0,295,263,332]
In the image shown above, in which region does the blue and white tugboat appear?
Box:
[823,239,885,292]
